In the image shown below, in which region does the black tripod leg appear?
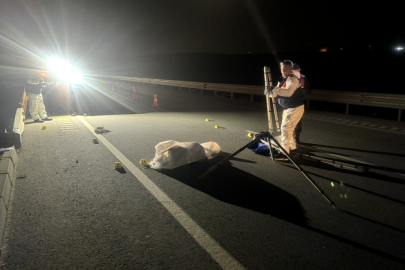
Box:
[197,134,265,180]
[269,134,336,209]
[266,136,275,162]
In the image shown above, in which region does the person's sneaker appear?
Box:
[34,119,44,123]
[273,150,289,161]
[43,117,53,121]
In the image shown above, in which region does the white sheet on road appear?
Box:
[150,140,220,170]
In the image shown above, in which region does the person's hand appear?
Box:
[264,86,275,95]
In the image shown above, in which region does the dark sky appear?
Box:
[0,0,403,70]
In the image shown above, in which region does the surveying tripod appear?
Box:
[197,66,336,209]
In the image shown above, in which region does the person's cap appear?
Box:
[293,63,300,70]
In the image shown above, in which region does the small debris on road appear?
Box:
[92,138,99,144]
[95,126,110,135]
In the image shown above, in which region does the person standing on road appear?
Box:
[70,83,88,116]
[264,60,304,160]
[25,72,53,123]
[292,63,311,144]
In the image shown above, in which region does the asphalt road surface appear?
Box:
[1,81,405,269]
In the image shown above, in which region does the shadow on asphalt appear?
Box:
[158,151,308,226]
[305,171,405,207]
[158,153,405,264]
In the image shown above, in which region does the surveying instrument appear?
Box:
[197,66,336,209]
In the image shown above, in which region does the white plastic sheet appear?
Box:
[150,141,220,170]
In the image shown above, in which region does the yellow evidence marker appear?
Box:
[247,132,254,137]
[205,118,210,122]
[214,125,220,129]
[114,162,123,169]
[140,159,150,166]
[41,126,47,130]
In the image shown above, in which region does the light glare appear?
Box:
[48,58,83,83]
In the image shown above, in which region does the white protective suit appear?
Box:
[25,79,48,120]
[272,74,304,153]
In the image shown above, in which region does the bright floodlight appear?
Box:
[48,58,83,83]
[396,47,404,51]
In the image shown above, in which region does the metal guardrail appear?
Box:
[104,76,404,121]
[106,76,263,97]
[307,90,405,121]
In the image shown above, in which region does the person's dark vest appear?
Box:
[25,80,43,95]
[277,74,305,109]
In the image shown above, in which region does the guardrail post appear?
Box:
[345,104,350,114]
[306,99,310,109]
[399,109,403,122]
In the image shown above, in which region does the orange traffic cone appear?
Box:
[111,86,114,93]
[152,94,159,106]
[133,86,137,99]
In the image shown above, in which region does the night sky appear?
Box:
[0,0,403,70]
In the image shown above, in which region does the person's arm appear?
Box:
[273,77,300,97]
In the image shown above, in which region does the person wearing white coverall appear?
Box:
[264,60,304,160]
[25,73,53,123]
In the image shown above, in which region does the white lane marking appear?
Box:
[77,116,245,270]
[304,115,405,135]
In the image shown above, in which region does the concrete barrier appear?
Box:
[0,147,18,244]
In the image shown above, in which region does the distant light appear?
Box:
[319,47,328,52]
[396,47,404,51]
